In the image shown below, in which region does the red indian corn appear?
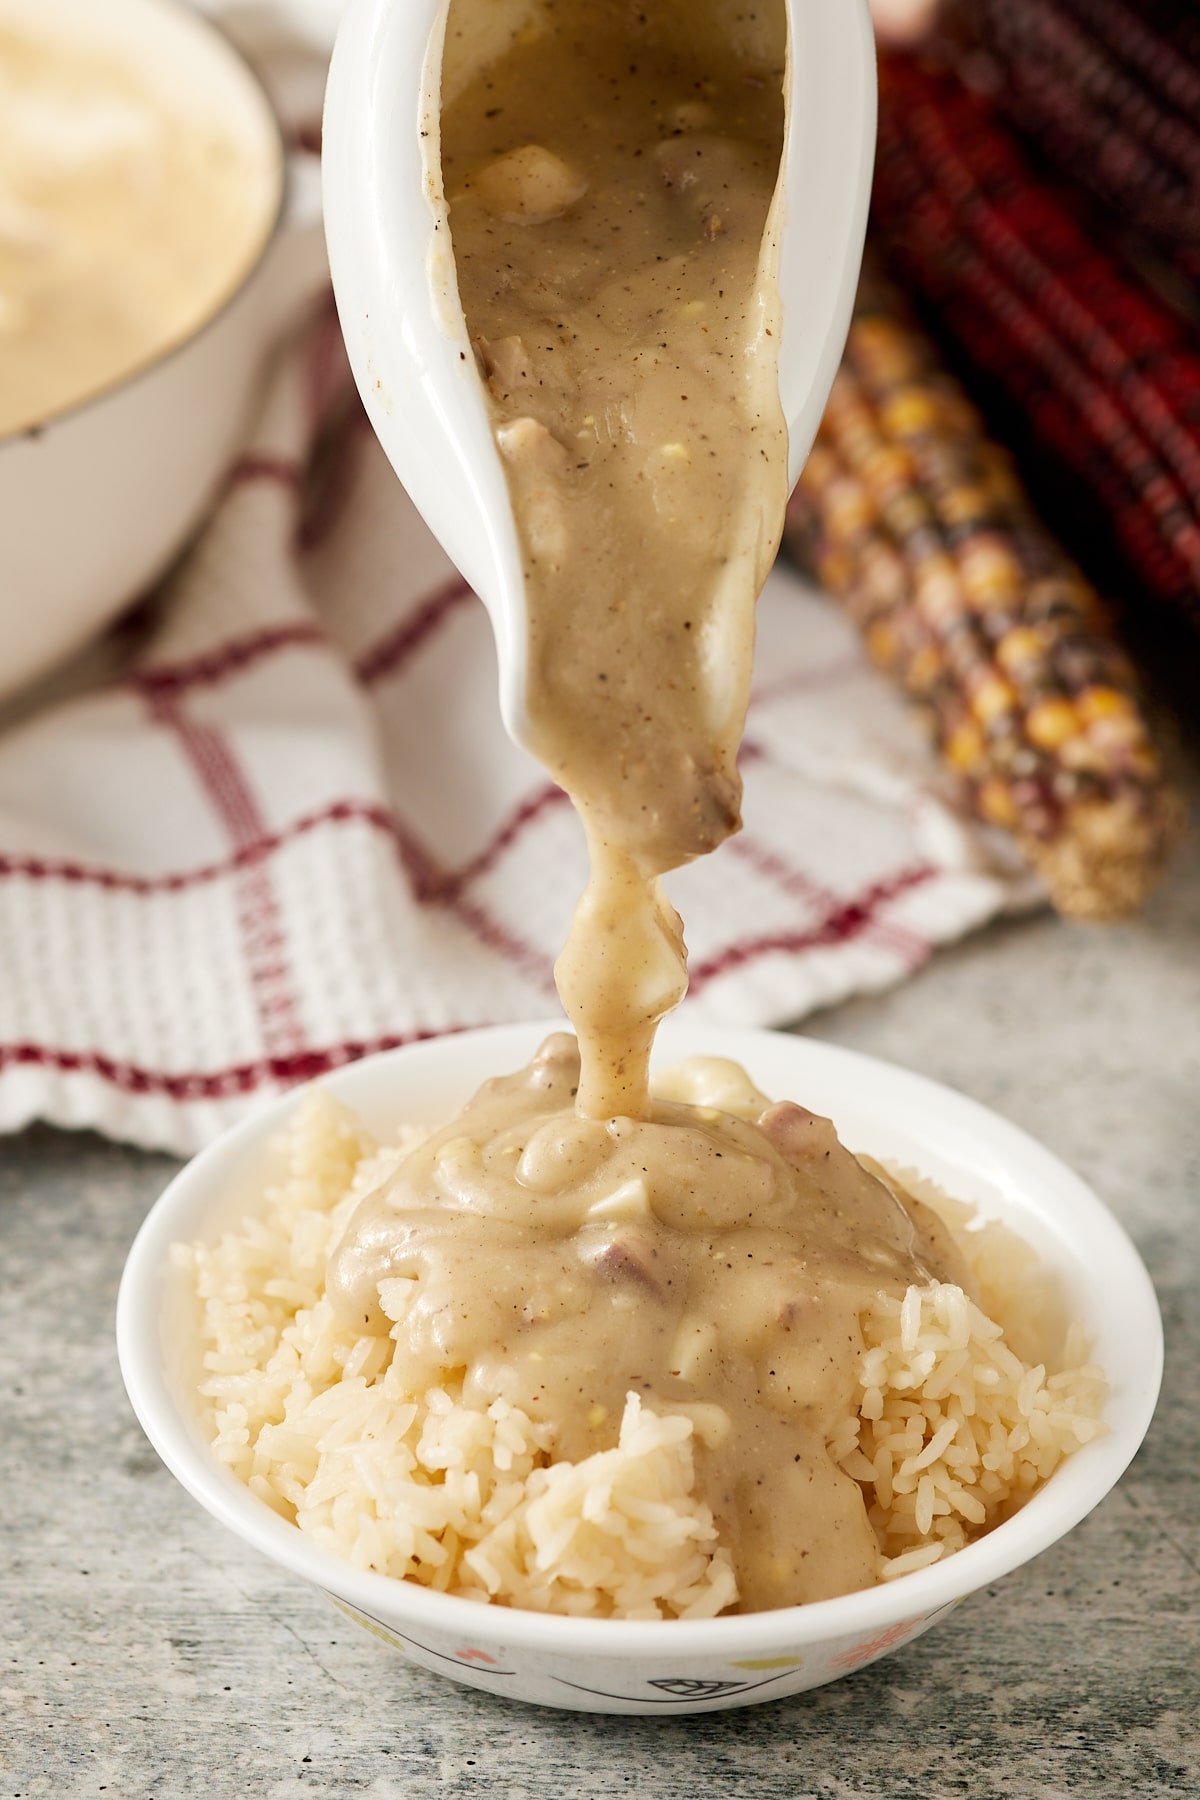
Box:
[871,52,1200,636]
[785,270,1180,921]
[965,0,1200,289]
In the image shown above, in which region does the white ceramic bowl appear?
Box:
[117,1021,1162,1715]
[0,0,327,703]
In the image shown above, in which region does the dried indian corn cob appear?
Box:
[871,52,1200,636]
[965,0,1200,288]
[785,272,1179,921]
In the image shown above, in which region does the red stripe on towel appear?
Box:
[449,784,570,889]
[0,801,396,895]
[145,693,308,1059]
[0,1031,464,1101]
[687,865,935,995]
[729,837,931,969]
[354,577,475,684]
[132,625,328,696]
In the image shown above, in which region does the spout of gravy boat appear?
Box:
[322,0,876,748]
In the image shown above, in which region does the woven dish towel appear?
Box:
[0,309,1038,1155]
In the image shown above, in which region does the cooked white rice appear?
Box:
[176,1092,1106,1618]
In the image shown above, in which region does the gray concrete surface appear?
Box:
[3,826,1197,1799]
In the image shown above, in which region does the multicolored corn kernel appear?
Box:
[871,50,1200,636]
[965,0,1200,289]
[784,265,1181,921]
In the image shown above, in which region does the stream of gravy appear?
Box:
[329,0,965,1612]
[441,0,789,1116]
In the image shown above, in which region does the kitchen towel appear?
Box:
[0,310,1037,1154]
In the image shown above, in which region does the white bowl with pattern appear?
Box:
[117,1021,1162,1714]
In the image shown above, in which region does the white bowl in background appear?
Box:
[0,0,327,704]
[117,1021,1162,1714]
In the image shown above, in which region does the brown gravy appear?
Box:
[441,0,789,1115]
[329,1036,969,1609]
[330,0,965,1612]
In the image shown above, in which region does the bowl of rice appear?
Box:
[117,1021,1162,1714]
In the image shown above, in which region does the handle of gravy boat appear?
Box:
[324,0,530,742]
[777,0,876,483]
[322,0,877,751]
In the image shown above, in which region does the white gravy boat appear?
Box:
[323,0,876,748]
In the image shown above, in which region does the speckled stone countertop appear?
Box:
[4,822,1198,1799]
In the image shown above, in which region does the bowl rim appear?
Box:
[0,0,287,450]
[116,1019,1164,1657]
